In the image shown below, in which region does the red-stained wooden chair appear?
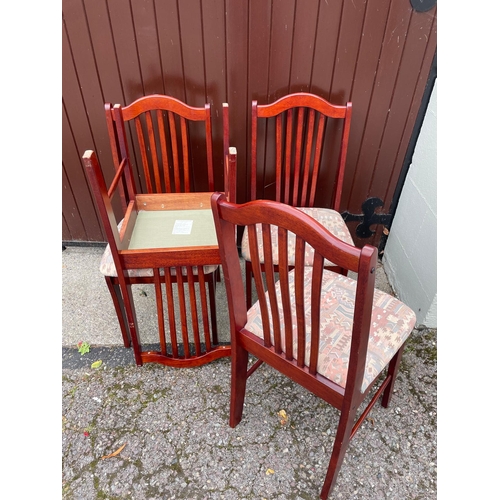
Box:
[83,95,234,367]
[211,193,416,498]
[242,92,354,308]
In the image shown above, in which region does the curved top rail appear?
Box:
[212,195,373,273]
[116,94,209,121]
[254,92,351,119]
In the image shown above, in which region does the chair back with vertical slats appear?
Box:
[251,92,352,212]
[213,193,375,382]
[105,95,218,212]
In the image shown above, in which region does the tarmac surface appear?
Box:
[62,245,437,499]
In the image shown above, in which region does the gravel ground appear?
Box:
[62,326,437,499]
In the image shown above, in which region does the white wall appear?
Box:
[382,80,437,327]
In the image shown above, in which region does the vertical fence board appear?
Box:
[226,0,249,204]
[155,0,186,100]
[288,0,320,93]
[130,0,164,96]
[201,0,227,189]
[310,0,343,97]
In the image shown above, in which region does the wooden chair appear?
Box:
[211,193,416,498]
[242,92,354,308]
[84,95,234,367]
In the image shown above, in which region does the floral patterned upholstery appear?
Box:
[240,207,354,266]
[99,220,219,278]
[244,268,416,393]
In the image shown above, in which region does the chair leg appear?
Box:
[104,276,131,348]
[245,260,253,310]
[229,342,249,428]
[320,406,357,499]
[381,344,405,408]
[119,280,143,366]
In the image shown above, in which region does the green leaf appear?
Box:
[77,341,90,355]
[91,360,103,369]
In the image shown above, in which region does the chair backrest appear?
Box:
[250,92,352,212]
[105,95,229,213]
[211,193,377,391]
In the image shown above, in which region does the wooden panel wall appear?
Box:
[62,0,437,247]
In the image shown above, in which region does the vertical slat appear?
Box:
[308,252,325,375]
[225,147,237,204]
[308,113,326,206]
[168,111,181,192]
[164,269,179,358]
[198,268,212,352]
[157,109,172,193]
[223,104,237,202]
[176,267,191,358]
[153,268,167,356]
[275,115,283,202]
[223,102,230,163]
[283,109,293,205]
[262,223,282,354]
[294,237,306,367]
[134,116,153,193]
[145,111,162,192]
[180,116,190,191]
[292,107,305,206]
[204,104,215,191]
[248,224,272,347]
[207,273,219,344]
[186,267,202,356]
[251,101,259,200]
[333,103,351,211]
[277,227,293,360]
[300,109,316,206]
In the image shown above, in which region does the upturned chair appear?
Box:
[211,193,416,498]
[242,92,354,308]
[84,95,233,367]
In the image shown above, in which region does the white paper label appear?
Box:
[172,220,193,235]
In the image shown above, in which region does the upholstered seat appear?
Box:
[241,207,353,267]
[245,267,416,392]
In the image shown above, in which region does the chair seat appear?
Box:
[244,268,416,392]
[240,207,354,266]
[99,243,219,278]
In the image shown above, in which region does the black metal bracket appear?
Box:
[341,197,392,239]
